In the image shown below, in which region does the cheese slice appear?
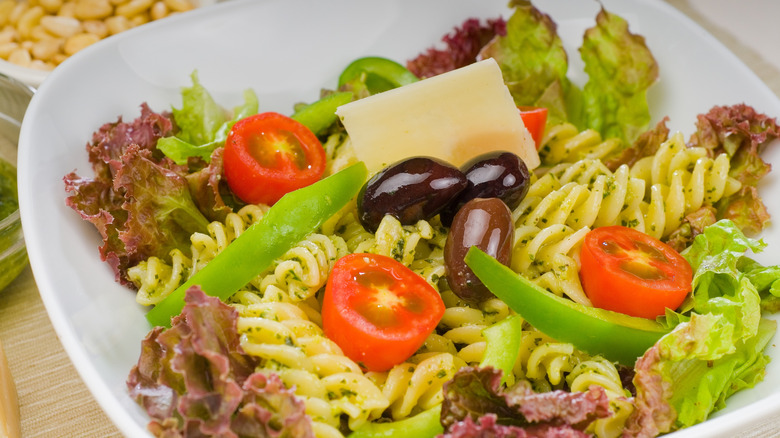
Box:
[336,58,540,175]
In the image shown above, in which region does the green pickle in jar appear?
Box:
[0,156,25,292]
[0,157,17,218]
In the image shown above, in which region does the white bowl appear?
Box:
[0,0,222,88]
[16,0,780,437]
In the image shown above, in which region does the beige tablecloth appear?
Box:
[1,1,779,436]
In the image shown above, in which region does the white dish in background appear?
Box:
[0,0,222,88]
[16,0,780,436]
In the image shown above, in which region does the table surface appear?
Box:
[2,0,780,437]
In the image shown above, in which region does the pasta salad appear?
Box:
[63,2,780,438]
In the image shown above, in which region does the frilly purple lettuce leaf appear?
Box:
[407,17,506,79]
[689,104,780,235]
[86,102,175,181]
[717,185,771,236]
[439,413,591,438]
[441,366,521,428]
[65,102,220,285]
[128,287,313,438]
[688,103,780,162]
[440,367,610,436]
[184,147,238,223]
[63,172,129,283]
[113,145,210,276]
[604,117,670,172]
[663,206,717,253]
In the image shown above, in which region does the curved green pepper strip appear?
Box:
[146,162,368,327]
[338,56,419,96]
[481,314,524,386]
[348,405,443,438]
[465,247,670,366]
[291,91,354,135]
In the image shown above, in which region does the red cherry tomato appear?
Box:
[223,112,326,205]
[519,106,548,149]
[579,226,693,319]
[322,253,445,372]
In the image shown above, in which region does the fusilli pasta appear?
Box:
[629,132,741,239]
[129,204,269,304]
[539,123,623,165]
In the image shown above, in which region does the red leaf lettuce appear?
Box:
[128,286,314,437]
[440,367,611,437]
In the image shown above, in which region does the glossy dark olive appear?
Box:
[440,151,530,226]
[358,157,468,233]
[444,197,514,303]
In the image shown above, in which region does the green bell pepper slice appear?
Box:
[465,247,670,366]
[338,56,419,96]
[481,314,524,386]
[146,162,368,327]
[348,405,443,438]
[291,91,354,135]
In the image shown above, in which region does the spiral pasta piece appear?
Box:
[515,160,645,232]
[333,213,449,286]
[566,357,633,438]
[512,224,591,305]
[435,298,511,364]
[128,248,191,305]
[330,210,375,252]
[512,326,628,399]
[630,132,741,239]
[190,204,270,274]
[322,132,358,176]
[380,352,466,420]
[235,297,390,432]
[539,123,623,164]
[252,233,348,302]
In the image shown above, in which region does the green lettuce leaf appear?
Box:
[480,2,657,142]
[579,8,658,145]
[626,220,779,436]
[478,0,578,126]
[159,71,258,165]
[682,220,766,342]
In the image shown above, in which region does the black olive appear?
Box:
[440,151,530,226]
[357,157,467,233]
[444,197,514,303]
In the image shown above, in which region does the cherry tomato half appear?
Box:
[519,106,548,150]
[322,253,445,372]
[223,112,326,205]
[579,226,693,319]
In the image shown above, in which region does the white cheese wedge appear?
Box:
[336,57,540,176]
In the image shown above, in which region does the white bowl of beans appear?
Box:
[0,0,218,87]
